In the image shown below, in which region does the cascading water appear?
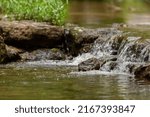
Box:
[70,29,124,65]
[117,37,150,62]
[70,34,150,76]
[26,28,150,76]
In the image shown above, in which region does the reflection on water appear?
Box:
[0,66,150,100]
[68,1,150,27]
[127,14,150,25]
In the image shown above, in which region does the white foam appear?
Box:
[70,70,133,77]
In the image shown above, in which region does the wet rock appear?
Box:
[100,61,118,72]
[0,36,7,63]
[64,25,89,45]
[134,65,150,79]
[65,26,123,56]
[61,27,102,56]
[5,45,23,62]
[116,62,137,74]
[88,28,123,55]
[125,64,136,74]
[50,48,66,60]
[78,58,103,71]
[78,28,99,43]
[73,27,123,44]
[80,44,93,53]
[91,34,125,55]
[100,59,138,74]
[104,35,125,55]
[20,48,65,61]
[0,21,64,50]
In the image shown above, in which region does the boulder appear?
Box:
[134,65,150,79]
[0,21,64,50]
[78,58,103,71]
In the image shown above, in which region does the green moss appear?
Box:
[51,48,60,53]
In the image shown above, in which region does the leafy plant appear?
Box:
[0,0,68,25]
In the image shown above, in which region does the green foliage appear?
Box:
[0,0,68,25]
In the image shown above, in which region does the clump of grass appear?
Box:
[0,0,68,25]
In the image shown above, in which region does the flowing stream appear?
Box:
[1,28,150,100]
[0,0,150,100]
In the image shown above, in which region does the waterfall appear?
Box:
[71,34,150,75]
[117,37,150,62]
[26,28,150,76]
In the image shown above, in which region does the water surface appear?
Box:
[0,64,150,100]
[68,0,150,27]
